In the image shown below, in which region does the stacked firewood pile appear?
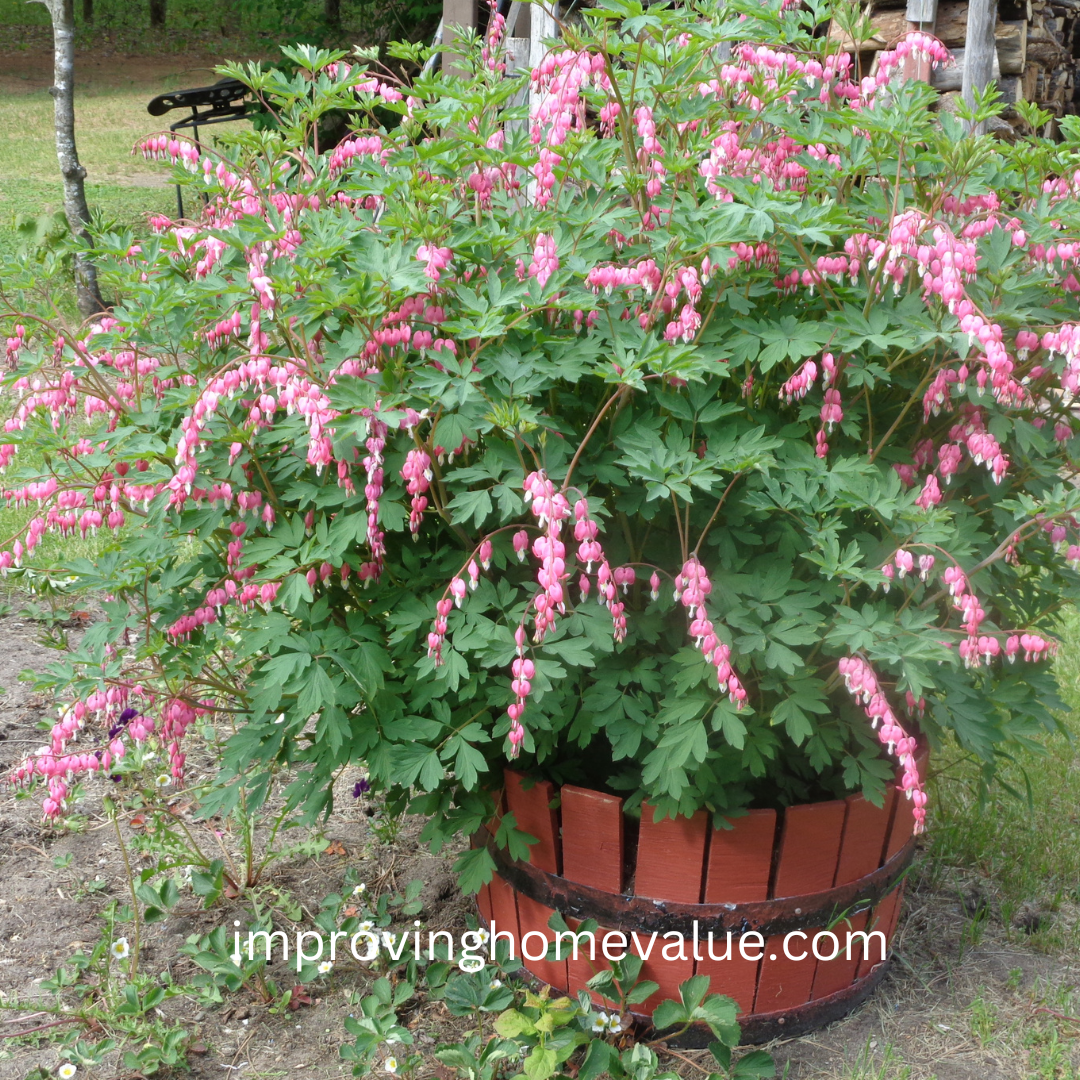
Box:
[828,0,1078,132]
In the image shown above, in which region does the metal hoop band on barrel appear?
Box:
[479,830,916,939]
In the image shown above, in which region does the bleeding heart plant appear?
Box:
[3,0,1080,889]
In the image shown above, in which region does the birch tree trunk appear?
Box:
[34,0,104,318]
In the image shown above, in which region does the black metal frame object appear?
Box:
[146,78,251,220]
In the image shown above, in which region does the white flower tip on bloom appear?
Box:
[352,883,367,897]
[490,979,502,989]
[385,1057,399,1074]
[110,937,130,960]
[156,773,171,788]
[58,1065,78,1080]
[318,961,333,974]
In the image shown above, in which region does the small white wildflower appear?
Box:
[490,979,502,989]
[384,1056,399,1074]
[352,883,367,898]
[590,1013,609,1033]
[381,931,396,947]
[58,1065,78,1080]
[155,773,171,788]
[110,937,130,960]
[318,961,333,974]
[359,920,375,932]
[475,928,490,944]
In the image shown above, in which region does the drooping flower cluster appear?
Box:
[838,656,926,833]
[482,0,507,73]
[879,547,1058,674]
[362,412,388,573]
[529,50,612,206]
[401,448,433,535]
[507,626,531,757]
[524,471,572,643]
[528,234,559,291]
[13,684,211,819]
[675,557,746,708]
[572,498,628,642]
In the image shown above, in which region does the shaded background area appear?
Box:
[0,0,440,55]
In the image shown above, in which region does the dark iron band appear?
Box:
[478,830,916,938]
[511,950,893,1047]
[655,959,893,1047]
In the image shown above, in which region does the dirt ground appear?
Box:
[0,47,260,97]
[0,604,1075,1080]
[0,607,473,1079]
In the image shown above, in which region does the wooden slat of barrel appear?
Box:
[635,935,696,1016]
[809,911,869,999]
[516,890,568,991]
[755,930,821,1011]
[834,789,897,886]
[856,888,902,979]
[884,881,907,940]
[635,803,709,903]
[489,873,521,947]
[561,785,624,893]
[695,941,762,1016]
[757,800,846,1011]
[704,808,777,902]
[772,800,847,898]
[505,769,561,874]
[884,795,917,862]
[477,881,494,927]
[484,789,508,837]
[565,919,618,1004]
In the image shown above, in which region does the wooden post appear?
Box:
[443,0,477,77]
[529,0,559,103]
[962,0,999,133]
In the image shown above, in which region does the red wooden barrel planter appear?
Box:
[476,765,924,1044]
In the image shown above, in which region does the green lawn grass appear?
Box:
[0,86,178,266]
[0,86,176,574]
[925,611,1080,952]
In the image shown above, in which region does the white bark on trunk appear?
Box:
[34,0,104,318]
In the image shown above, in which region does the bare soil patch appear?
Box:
[0,49,259,99]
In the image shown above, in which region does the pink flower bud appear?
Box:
[513,530,529,562]
[450,577,467,607]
